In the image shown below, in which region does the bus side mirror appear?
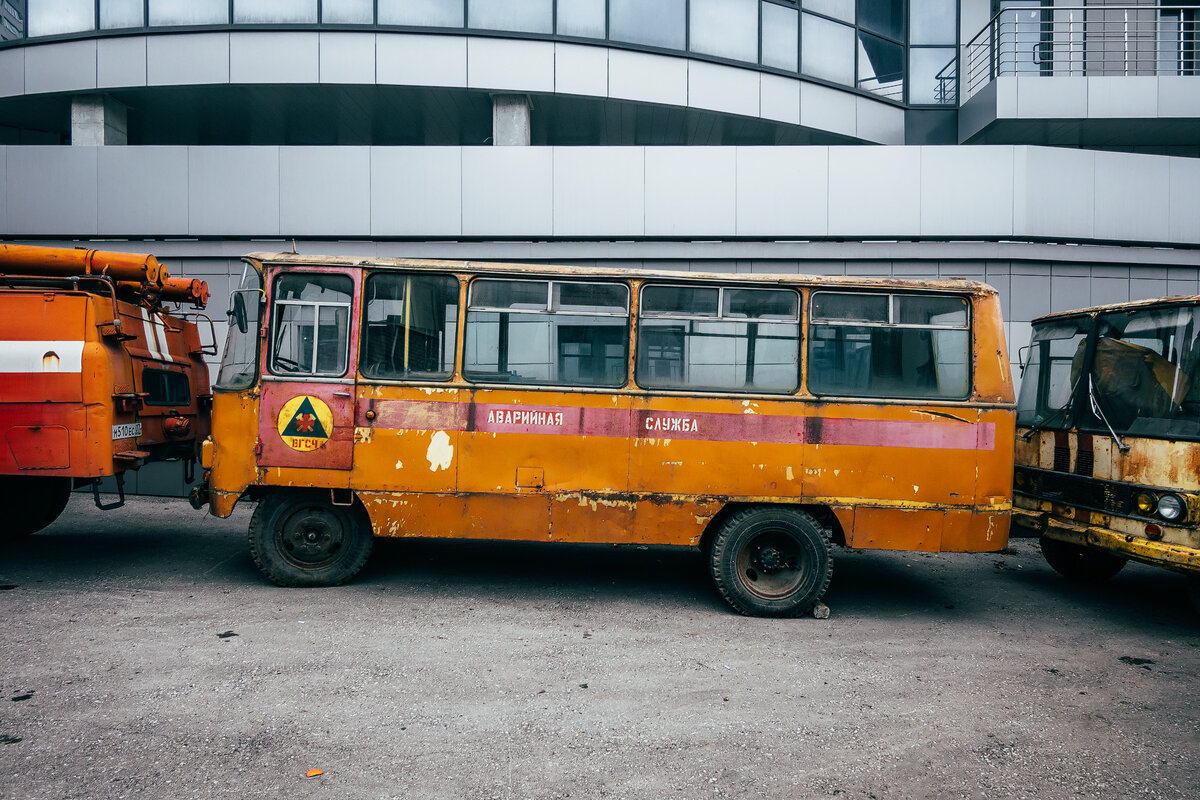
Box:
[1017,345,1030,376]
[229,293,248,334]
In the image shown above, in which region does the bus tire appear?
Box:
[1039,535,1126,582]
[248,492,373,587]
[709,507,832,617]
[1,476,71,541]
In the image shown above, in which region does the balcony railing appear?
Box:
[964,5,1200,102]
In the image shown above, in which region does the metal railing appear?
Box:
[963,5,1199,102]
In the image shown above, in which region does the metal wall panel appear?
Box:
[1169,157,1200,244]
[1015,77,1087,118]
[1009,271,1051,322]
[377,33,467,87]
[687,60,759,118]
[319,33,376,84]
[98,36,148,88]
[1094,151,1170,243]
[6,146,98,235]
[608,50,687,107]
[98,146,189,235]
[279,147,371,236]
[1158,76,1200,118]
[230,32,320,84]
[827,146,921,236]
[734,147,828,236]
[461,147,553,236]
[554,43,608,97]
[187,147,279,236]
[644,147,736,236]
[148,34,231,86]
[759,74,801,125]
[1088,76,1158,118]
[371,147,462,236]
[0,49,24,98]
[552,146,644,237]
[799,82,857,139]
[24,40,97,94]
[855,96,904,145]
[920,145,1014,237]
[1014,146,1095,240]
[467,37,555,92]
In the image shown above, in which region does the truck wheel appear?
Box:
[709,507,832,617]
[248,492,373,587]
[1,476,71,540]
[1040,535,1126,582]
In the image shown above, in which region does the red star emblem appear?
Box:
[295,413,316,434]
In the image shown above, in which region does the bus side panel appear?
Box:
[351,384,462,494]
[208,391,262,517]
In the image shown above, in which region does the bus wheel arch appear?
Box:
[706,504,833,618]
[248,489,374,587]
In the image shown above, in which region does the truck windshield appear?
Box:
[215,264,263,391]
[1016,316,1090,429]
[1083,305,1200,440]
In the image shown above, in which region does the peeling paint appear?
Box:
[426,430,453,472]
[394,459,403,470]
[786,466,794,481]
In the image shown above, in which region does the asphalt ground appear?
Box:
[1,494,1198,800]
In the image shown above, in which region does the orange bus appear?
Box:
[1014,297,1200,610]
[196,254,1014,616]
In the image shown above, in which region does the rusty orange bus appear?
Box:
[1014,297,1200,611]
[195,254,1014,616]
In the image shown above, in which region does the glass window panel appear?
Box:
[216,266,264,391]
[101,0,144,29]
[801,13,854,86]
[464,312,628,387]
[761,3,798,71]
[808,326,969,398]
[1016,317,1091,427]
[609,0,686,50]
[857,30,904,100]
[895,295,968,327]
[724,288,799,319]
[637,318,799,393]
[235,0,318,24]
[690,0,758,63]
[801,0,853,24]
[270,273,353,376]
[471,280,549,310]
[469,0,552,34]
[149,0,229,26]
[857,0,904,40]
[557,0,605,38]
[378,0,464,28]
[322,0,374,24]
[642,286,720,317]
[910,0,957,45]
[812,292,889,323]
[361,273,459,380]
[554,282,629,314]
[28,0,94,36]
[909,47,957,105]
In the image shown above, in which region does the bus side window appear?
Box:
[635,284,800,393]
[270,273,354,376]
[808,292,970,399]
[463,279,629,387]
[360,273,459,381]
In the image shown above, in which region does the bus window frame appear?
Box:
[267,271,355,379]
[358,270,462,384]
[806,289,973,402]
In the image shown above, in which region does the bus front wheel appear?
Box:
[709,507,832,617]
[1,476,71,541]
[1039,535,1126,582]
[249,492,374,587]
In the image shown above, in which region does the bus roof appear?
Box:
[1030,295,1200,325]
[244,252,997,297]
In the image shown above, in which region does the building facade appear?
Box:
[1,0,1198,495]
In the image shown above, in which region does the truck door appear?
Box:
[257,269,360,479]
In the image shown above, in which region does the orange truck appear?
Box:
[0,245,212,539]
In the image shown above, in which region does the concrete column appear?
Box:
[70,95,129,145]
[491,94,531,146]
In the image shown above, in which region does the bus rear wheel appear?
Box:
[1039,535,1126,582]
[249,492,374,587]
[1,476,71,541]
[709,507,832,617]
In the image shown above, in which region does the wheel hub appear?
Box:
[757,546,785,572]
[277,508,345,568]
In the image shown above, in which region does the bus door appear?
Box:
[351,272,462,509]
[257,269,360,480]
[457,277,633,541]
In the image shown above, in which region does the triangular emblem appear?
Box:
[280,396,329,440]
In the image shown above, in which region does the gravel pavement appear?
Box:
[2,494,1198,800]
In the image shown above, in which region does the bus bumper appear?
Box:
[1014,507,1200,576]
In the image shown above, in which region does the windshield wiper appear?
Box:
[1088,374,1130,453]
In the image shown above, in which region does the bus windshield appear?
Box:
[1016,316,1090,429]
[215,264,263,391]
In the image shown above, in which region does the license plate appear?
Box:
[112,422,142,440]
